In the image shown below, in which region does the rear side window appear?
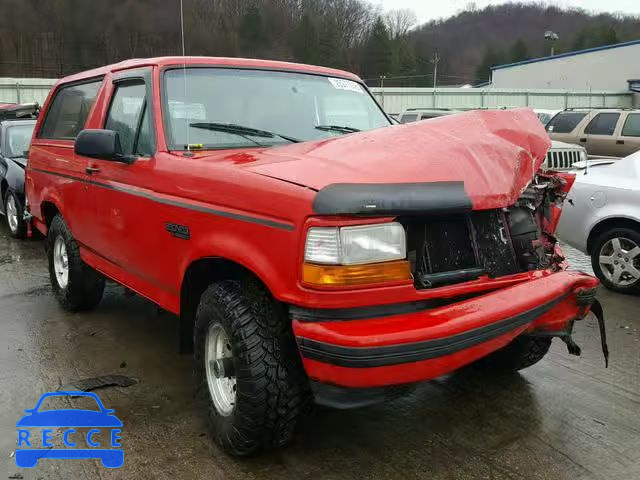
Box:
[39,80,103,140]
[105,81,153,156]
[584,113,621,136]
[622,113,640,137]
[546,112,586,133]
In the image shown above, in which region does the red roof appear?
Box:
[57,57,362,85]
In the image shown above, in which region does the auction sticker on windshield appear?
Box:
[328,77,364,94]
[15,391,123,468]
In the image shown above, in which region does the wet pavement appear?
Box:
[1,224,639,480]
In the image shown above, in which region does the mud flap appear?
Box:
[562,299,609,368]
[590,299,609,368]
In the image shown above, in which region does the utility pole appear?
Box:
[431,53,440,89]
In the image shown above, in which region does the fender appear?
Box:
[180,226,299,302]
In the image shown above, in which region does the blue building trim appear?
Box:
[492,39,640,71]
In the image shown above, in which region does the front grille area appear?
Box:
[545,149,581,170]
[405,209,521,289]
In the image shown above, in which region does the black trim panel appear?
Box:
[290,292,482,322]
[312,182,473,215]
[30,167,294,231]
[297,292,570,368]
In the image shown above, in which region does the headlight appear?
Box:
[303,222,410,287]
[305,223,406,265]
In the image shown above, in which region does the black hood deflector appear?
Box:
[312,182,472,216]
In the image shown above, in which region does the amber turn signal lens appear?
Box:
[302,260,412,287]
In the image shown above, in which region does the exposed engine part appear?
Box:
[507,207,548,271]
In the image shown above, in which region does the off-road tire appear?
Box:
[194,279,311,456]
[591,227,640,294]
[475,335,552,372]
[4,190,27,239]
[47,215,105,311]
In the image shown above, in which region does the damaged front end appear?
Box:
[401,171,608,366]
[403,172,573,290]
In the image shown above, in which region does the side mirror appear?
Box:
[74,129,134,164]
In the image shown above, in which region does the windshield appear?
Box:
[5,124,35,157]
[163,68,390,150]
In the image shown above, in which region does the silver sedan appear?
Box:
[557,152,640,293]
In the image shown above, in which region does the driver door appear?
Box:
[84,69,160,296]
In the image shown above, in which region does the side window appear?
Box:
[546,112,586,133]
[39,80,102,140]
[400,113,418,124]
[584,113,621,136]
[105,82,152,156]
[621,113,640,137]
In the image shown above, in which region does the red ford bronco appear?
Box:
[26,57,607,456]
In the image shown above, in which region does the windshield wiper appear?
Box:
[189,123,300,144]
[314,124,361,134]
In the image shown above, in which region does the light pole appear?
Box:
[545,30,559,56]
[379,75,386,110]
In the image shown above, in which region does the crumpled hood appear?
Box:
[245,108,550,210]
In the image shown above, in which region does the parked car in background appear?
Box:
[546,108,640,157]
[398,108,463,123]
[534,109,560,127]
[542,139,587,170]
[0,103,38,238]
[558,151,640,293]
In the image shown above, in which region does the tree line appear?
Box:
[0,0,639,86]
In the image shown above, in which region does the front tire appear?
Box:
[47,215,105,311]
[591,227,640,294]
[474,335,552,372]
[194,279,310,456]
[4,190,26,239]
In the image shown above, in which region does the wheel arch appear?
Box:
[587,217,640,254]
[40,200,61,229]
[178,257,275,354]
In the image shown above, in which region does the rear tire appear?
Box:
[475,335,552,372]
[4,190,26,239]
[591,227,640,294]
[47,215,105,311]
[194,279,310,456]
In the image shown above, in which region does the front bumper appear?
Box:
[292,271,599,389]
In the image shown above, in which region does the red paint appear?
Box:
[295,272,598,388]
[26,57,599,391]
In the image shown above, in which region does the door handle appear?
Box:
[85,166,101,174]
[616,140,624,145]
[579,138,587,142]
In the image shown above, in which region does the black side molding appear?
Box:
[289,292,481,322]
[312,182,473,215]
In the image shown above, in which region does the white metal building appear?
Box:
[490,40,640,91]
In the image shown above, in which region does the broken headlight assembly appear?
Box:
[302,223,411,287]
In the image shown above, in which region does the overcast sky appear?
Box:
[369,0,640,24]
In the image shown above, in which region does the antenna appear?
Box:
[180,0,190,151]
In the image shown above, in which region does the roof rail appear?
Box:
[563,107,638,112]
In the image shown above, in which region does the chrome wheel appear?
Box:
[205,323,236,416]
[53,236,69,289]
[6,195,18,233]
[599,237,640,287]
